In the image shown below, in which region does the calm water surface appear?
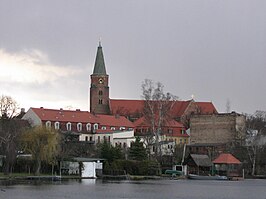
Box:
[0,179,266,199]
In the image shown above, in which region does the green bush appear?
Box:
[109,159,161,176]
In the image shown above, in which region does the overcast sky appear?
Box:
[0,0,265,114]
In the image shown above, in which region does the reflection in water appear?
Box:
[81,179,96,185]
[0,179,266,199]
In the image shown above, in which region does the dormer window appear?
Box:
[119,127,125,131]
[55,122,60,130]
[66,122,71,131]
[93,123,98,130]
[46,121,51,129]
[111,127,116,131]
[77,123,82,131]
[86,123,91,132]
[101,126,106,130]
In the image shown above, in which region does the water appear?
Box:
[0,179,266,199]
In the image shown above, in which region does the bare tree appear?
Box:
[0,95,22,174]
[0,95,19,118]
[245,111,266,175]
[141,79,177,160]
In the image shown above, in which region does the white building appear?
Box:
[80,130,135,148]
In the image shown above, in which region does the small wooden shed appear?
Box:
[213,153,242,177]
[183,154,212,175]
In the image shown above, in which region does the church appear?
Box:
[22,42,218,147]
[90,42,217,144]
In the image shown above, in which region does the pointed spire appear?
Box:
[93,41,107,75]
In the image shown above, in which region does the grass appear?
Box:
[0,172,29,178]
[0,172,62,178]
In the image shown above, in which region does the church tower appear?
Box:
[90,42,110,114]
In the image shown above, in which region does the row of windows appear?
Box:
[46,121,98,131]
[45,121,131,132]
[83,135,129,148]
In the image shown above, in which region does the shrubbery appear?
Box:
[105,159,161,176]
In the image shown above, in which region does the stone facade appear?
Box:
[190,112,246,144]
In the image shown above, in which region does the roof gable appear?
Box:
[196,102,218,114]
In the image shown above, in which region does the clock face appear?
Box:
[98,78,103,84]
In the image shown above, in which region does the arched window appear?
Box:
[66,122,71,131]
[77,123,82,131]
[99,99,103,104]
[54,122,60,130]
[86,123,91,131]
[46,121,51,128]
[93,123,98,130]
[99,90,103,96]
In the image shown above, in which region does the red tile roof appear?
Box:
[31,108,97,123]
[110,99,144,115]
[170,100,192,117]
[196,102,218,114]
[95,114,134,128]
[30,107,133,127]
[212,153,241,164]
[133,116,184,128]
[110,99,217,117]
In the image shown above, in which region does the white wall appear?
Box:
[22,108,42,126]
[82,162,96,178]
[113,130,134,139]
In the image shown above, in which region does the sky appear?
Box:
[0,0,266,114]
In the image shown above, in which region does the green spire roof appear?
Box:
[93,42,107,75]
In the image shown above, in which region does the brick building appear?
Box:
[189,112,246,145]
